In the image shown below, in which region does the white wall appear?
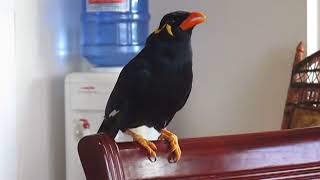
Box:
[149,0,307,137]
[0,0,16,179]
[15,0,82,179]
[307,0,318,55]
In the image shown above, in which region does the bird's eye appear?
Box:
[167,19,175,25]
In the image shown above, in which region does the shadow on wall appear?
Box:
[47,77,67,180]
[18,77,67,180]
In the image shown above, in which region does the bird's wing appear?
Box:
[104,57,151,118]
[180,84,192,109]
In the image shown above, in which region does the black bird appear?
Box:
[98,11,206,161]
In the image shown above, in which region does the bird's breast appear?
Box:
[139,41,193,110]
[149,62,192,102]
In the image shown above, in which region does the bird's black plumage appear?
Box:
[98,11,198,137]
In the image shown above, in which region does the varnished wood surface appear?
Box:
[78,126,320,180]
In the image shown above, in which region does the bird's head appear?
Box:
[153,11,207,40]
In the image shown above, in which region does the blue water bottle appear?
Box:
[81,0,150,67]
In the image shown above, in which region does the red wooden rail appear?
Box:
[79,127,320,180]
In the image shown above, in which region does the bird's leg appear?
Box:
[125,129,157,158]
[158,129,181,162]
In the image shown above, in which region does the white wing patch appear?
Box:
[109,109,120,117]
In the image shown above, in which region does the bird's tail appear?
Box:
[98,116,119,139]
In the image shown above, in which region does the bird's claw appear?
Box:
[158,134,166,141]
[126,130,158,160]
[159,129,182,162]
[168,134,181,162]
[135,135,157,158]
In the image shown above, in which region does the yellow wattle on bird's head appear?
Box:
[154,24,174,37]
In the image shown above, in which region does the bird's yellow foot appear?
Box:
[125,129,157,158]
[159,129,181,162]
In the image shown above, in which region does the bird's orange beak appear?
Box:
[180,11,207,31]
